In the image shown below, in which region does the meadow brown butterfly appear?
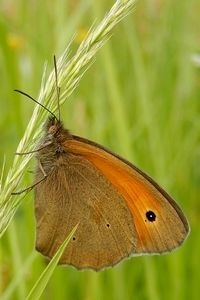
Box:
[15,59,189,271]
[33,115,189,271]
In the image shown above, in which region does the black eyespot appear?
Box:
[72,237,76,241]
[145,211,156,222]
[106,223,110,228]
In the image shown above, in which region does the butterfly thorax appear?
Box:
[36,117,72,171]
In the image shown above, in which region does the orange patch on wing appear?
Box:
[66,139,162,251]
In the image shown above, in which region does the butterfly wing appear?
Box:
[35,148,137,270]
[67,136,189,253]
[35,135,189,271]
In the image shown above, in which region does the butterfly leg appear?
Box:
[11,160,47,195]
[15,142,52,155]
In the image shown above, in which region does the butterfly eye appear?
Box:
[145,211,156,222]
[48,125,58,134]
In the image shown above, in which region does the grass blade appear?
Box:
[26,224,78,300]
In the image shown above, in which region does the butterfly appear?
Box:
[33,115,189,271]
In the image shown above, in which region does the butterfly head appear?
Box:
[46,116,62,135]
[44,116,71,145]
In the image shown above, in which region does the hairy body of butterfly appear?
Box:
[35,116,189,271]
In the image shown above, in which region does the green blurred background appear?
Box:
[0,0,199,299]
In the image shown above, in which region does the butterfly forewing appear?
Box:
[66,136,189,253]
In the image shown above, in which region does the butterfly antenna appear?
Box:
[14,89,58,121]
[53,55,61,121]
